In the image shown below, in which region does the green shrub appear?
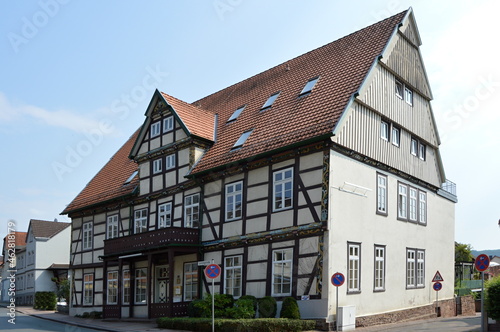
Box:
[280,297,300,319]
[191,293,235,318]
[258,296,277,318]
[34,291,57,310]
[486,276,500,320]
[239,295,258,316]
[226,298,255,319]
[187,299,204,317]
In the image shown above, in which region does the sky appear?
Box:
[0,1,498,251]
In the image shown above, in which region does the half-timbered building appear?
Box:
[62,8,457,326]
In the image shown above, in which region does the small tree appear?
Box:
[280,296,300,319]
[258,296,277,318]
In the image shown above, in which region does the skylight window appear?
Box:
[232,130,253,150]
[227,105,246,122]
[299,77,319,96]
[261,92,280,111]
[124,170,138,184]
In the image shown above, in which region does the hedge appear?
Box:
[34,291,57,310]
[157,317,315,332]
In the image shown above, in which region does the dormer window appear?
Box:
[232,130,253,150]
[261,92,280,111]
[299,77,319,96]
[124,170,138,184]
[163,116,174,133]
[227,105,246,123]
[151,121,161,137]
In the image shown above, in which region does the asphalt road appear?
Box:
[0,306,103,332]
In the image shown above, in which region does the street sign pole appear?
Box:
[481,271,484,332]
[331,272,345,331]
[475,254,490,332]
[211,259,215,332]
[336,286,339,332]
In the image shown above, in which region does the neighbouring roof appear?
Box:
[62,9,409,214]
[62,130,140,214]
[2,232,27,248]
[28,219,70,239]
[48,263,70,270]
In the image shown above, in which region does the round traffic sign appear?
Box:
[433,282,442,291]
[205,264,221,279]
[331,272,345,287]
[475,254,490,272]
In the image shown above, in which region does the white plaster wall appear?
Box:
[325,150,454,318]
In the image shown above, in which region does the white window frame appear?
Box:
[184,262,198,301]
[107,271,118,304]
[166,154,176,170]
[419,191,427,225]
[391,126,400,147]
[407,248,425,289]
[83,222,93,250]
[123,270,131,304]
[163,116,174,133]
[184,194,200,228]
[348,243,361,293]
[106,214,119,239]
[376,173,387,215]
[153,158,162,174]
[158,202,172,228]
[405,86,413,106]
[406,249,416,288]
[380,121,389,141]
[83,273,93,305]
[395,80,404,98]
[151,121,161,138]
[224,255,242,298]
[374,245,385,292]
[134,268,147,304]
[273,167,293,211]
[411,138,418,156]
[409,187,418,222]
[417,250,425,287]
[398,183,408,220]
[225,181,243,221]
[419,143,426,160]
[272,248,293,296]
[134,209,148,234]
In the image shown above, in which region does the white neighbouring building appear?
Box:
[62,8,457,328]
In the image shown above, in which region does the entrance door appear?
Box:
[155,265,169,303]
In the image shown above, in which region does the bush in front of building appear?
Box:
[33,291,57,310]
[190,293,235,318]
[157,317,315,332]
[280,297,300,319]
[226,297,255,319]
[239,295,258,317]
[258,296,277,318]
[486,275,500,320]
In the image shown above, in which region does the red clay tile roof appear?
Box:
[29,219,70,239]
[2,232,27,247]
[161,92,215,141]
[189,11,407,174]
[62,130,140,214]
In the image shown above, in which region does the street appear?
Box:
[0,306,103,332]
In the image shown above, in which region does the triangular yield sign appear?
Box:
[432,270,444,282]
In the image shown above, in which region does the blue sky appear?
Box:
[1,1,499,251]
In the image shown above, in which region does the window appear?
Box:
[134,209,148,234]
[409,187,418,222]
[261,92,280,110]
[273,167,293,211]
[224,256,242,298]
[380,121,389,141]
[299,77,319,96]
[419,191,427,225]
[419,143,426,160]
[407,248,425,288]
[184,262,198,301]
[28,250,34,265]
[392,127,400,147]
[83,222,93,250]
[232,130,253,150]
[83,274,93,305]
[124,170,138,184]
[405,87,413,105]
[374,246,385,291]
[166,154,176,169]
[398,183,408,219]
[228,105,245,122]
[123,270,130,304]
[395,80,404,98]
[184,194,200,228]
[376,173,387,215]
[158,202,172,228]
[153,158,162,174]
[348,243,360,293]
[107,271,118,304]
[151,121,161,137]
[107,215,119,239]
[226,181,242,221]
[272,248,292,296]
[135,268,147,304]
[163,116,174,132]
[411,138,418,156]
